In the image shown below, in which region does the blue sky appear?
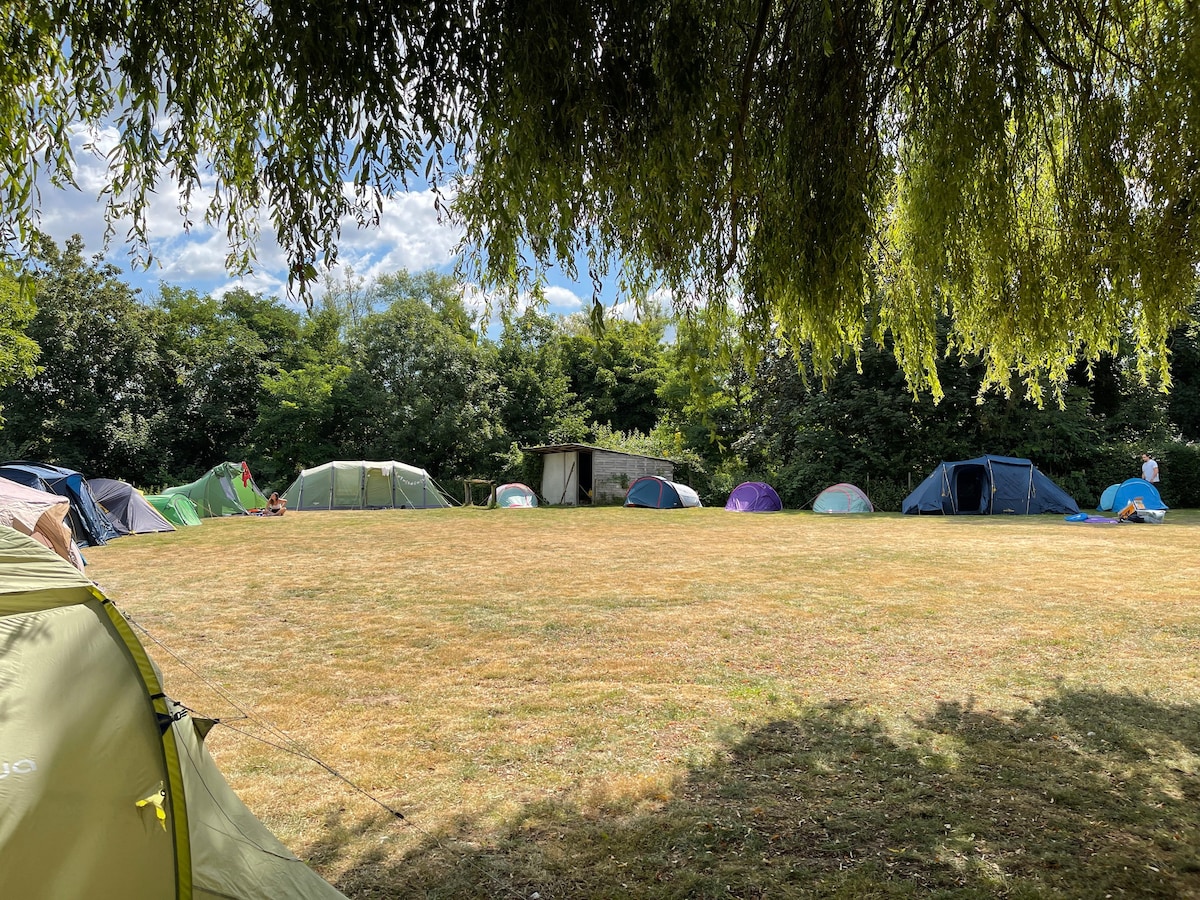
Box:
[31,126,605,324]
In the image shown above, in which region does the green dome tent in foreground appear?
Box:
[0,526,347,900]
[163,461,268,517]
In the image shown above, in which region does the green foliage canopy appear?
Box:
[3,1,1200,398]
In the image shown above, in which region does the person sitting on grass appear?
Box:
[264,492,286,516]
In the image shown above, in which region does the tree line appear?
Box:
[2,235,1197,510]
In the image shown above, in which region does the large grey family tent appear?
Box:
[624,475,702,509]
[90,479,175,535]
[282,460,453,510]
[813,483,874,514]
[0,477,84,569]
[495,482,538,508]
[1098,478,1167,512]
[0,462,120,546]
[163,461,268,517]
[725,481,783,512]
[903,455,1079,515]
[0,527,348,900]
[144,493,203,527]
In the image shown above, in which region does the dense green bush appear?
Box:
[1158,443,1200,508]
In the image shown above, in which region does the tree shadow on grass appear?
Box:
[305,687,1200,899]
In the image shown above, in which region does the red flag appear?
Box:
[241,461,251,487]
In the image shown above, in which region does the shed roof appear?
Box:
[522,443,673,463]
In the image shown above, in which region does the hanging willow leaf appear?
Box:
[0,1,1198,399]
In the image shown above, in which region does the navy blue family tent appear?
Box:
[624,476,702,509]
[902,456,1079,516]
[0,462,121,546]
[725,481,782,512]
[1098,478,1167,512]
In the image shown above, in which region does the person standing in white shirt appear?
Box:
[1141,453,1159,486]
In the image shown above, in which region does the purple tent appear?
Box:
[725,481,783,512]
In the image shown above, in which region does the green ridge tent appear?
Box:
[0,526,347,900]
[145,493,203,527]
[282,460,452,510]
[163,461,268,517]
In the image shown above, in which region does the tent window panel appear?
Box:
[332,471,361,508]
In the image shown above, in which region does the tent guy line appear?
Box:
[119,605,407,823]
[119,600,542,900]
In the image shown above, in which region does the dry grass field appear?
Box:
[84,507,1200,899]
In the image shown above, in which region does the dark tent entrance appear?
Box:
[951,463,990,514]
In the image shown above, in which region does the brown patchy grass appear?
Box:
[85,507,1200,898]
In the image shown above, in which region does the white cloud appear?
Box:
[542,285,587,315]
[29,131,615,313]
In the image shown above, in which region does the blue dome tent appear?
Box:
[0,462,121,546]
[1101,478,1167,512]
[624,476,702,509]
[902,456,1079,516]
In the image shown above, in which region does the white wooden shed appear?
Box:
[524,443,675,506]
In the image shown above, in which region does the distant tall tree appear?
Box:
[0,235,161,479]
[655,313,753,486]
[493,307,588,449]
[336,280,502,479]
[151,287,299,478]
[560,313,670,436]
[0,271,38,421]
[1166,302,1200,443]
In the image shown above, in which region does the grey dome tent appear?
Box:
[90,479,175,535]
[0,526,347,900]
[902,455,1079,515]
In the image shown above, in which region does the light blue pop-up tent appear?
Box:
[1098,478,1167,512]
[813,483,874,513]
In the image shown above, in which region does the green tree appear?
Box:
[0,235,162,479]
[252,362,353,488]
[151,287,301,478]
[655,313,753,494]
[493,307,588,449]
[560,313,670,436]
[1166,302,1200,443]
[6,3,1199,396]
[337,291,502,480]
[0,271,39,419]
